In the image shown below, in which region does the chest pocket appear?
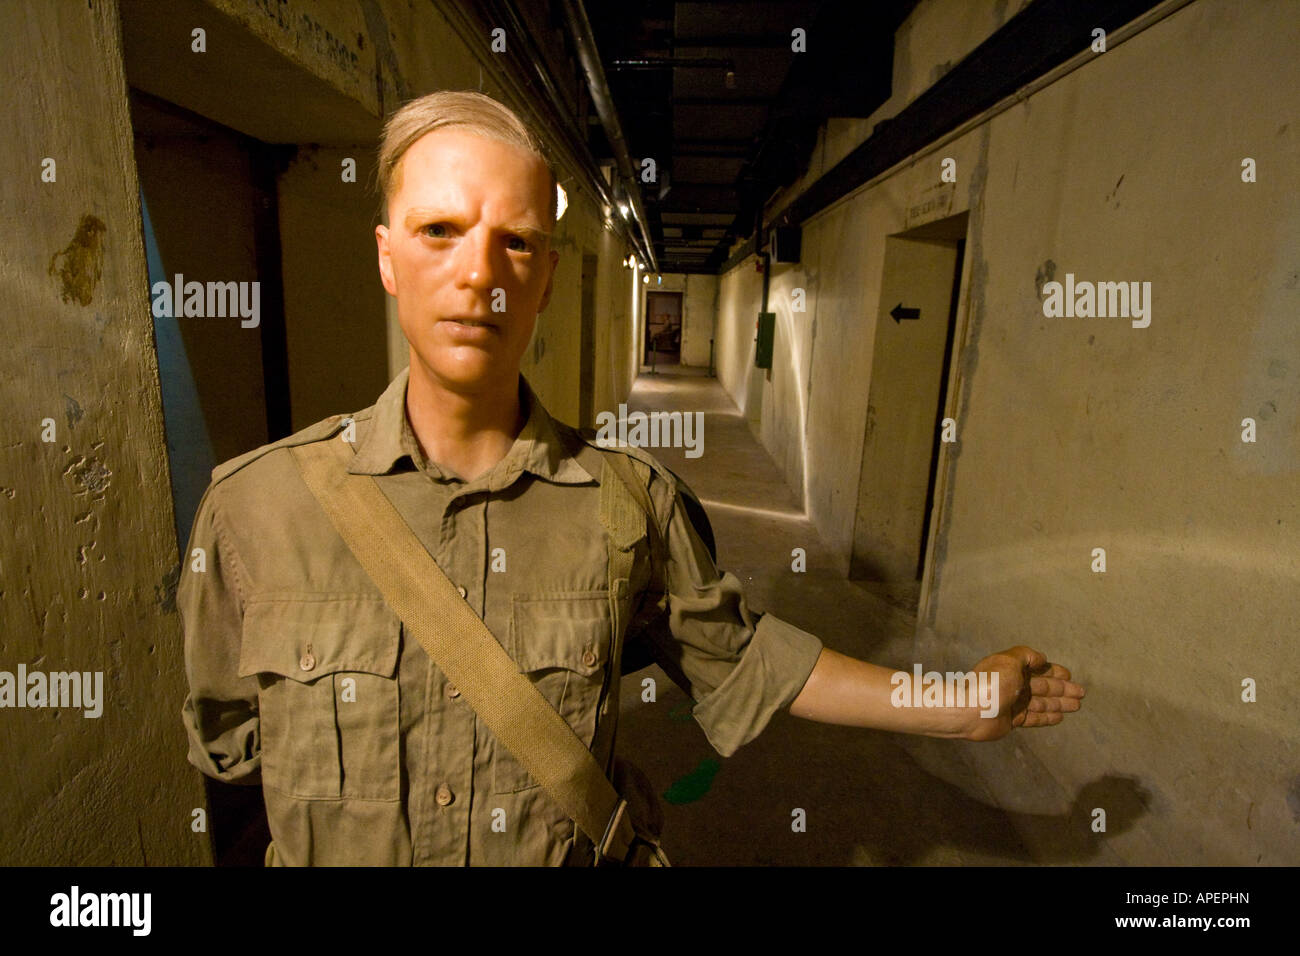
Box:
[238,598,401,801]
[492,591,613,793]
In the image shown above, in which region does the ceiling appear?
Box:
[583,0,918,273]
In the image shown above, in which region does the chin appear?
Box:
[416,350,519,393]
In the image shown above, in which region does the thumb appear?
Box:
[1000,645,1048,672]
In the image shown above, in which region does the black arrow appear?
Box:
[891,303,920,323]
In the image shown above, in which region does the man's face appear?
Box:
[376,129,559,395]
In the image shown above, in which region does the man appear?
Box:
[179,90,1084,866]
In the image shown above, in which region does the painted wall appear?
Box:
[715,0,1300,863]
[0,0,207,865]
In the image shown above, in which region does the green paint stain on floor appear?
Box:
[663,758,721,805]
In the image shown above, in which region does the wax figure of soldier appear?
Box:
[180,91,1084,866]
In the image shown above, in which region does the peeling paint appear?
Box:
[63,394,83,431]
[63,455,112,495]
[926,123,992,627]
[1034,258,1056,297]
[359,0,409,110]
[155,562,181,614]
[48,214,106,307]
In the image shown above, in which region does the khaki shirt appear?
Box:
[179,367,823,865]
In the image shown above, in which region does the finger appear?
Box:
[1027,695,1083,714]
[1030,676,1086,699]
[1021,711,1063,728]
[1040,662,1072,681]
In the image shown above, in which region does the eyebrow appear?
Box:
[403,208,551,245]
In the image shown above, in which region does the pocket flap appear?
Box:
[238,598,400,680]
[511,592,611,675]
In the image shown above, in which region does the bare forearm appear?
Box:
[788,648,976,738]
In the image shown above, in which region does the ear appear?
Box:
[376,223,397,296]
[536,248,560,313]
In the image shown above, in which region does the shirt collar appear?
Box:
[348,365,592,486]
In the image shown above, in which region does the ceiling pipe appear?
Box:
[558,0,660,274]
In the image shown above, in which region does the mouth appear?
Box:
[440,317,500,332]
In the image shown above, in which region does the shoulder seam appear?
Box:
[210,414,349,485]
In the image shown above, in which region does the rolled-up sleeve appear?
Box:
[643,475,823,758]
[177,482,262,784]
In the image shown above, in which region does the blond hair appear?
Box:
[377,90,558,223]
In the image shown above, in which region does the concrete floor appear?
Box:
[614,364,1037,865]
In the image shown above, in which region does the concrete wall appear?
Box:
[279,146,389,429]
[0,0,207,865]
[715,0,1300,864]
[523,182,634,424]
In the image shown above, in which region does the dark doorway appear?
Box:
[644,291,683,366]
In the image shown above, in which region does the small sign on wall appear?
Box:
[755,312,775,368]
[905,181,956,230]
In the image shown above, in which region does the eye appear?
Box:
[506,235,531,253]
[423,223,448,239]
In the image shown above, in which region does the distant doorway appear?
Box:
[644,291,683,366]
[850,212,968,585]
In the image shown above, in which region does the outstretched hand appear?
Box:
[964,645,1085,742]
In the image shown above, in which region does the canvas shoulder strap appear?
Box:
[563,430,669,607]
[288,435,639,865]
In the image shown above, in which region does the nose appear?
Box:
[453,229,497,293]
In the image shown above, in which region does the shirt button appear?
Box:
[435,784,455,807]
[457,585,467,599]
[582,649,598,668]
[299,651,315,672]
[445,683,460,699]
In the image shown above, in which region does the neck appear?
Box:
[404,352,527,481]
